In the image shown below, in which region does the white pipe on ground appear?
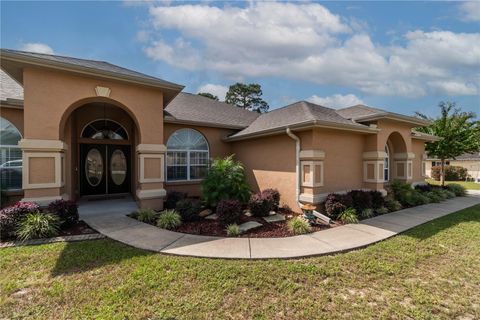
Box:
[286,127,331,225]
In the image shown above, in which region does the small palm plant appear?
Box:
[16,212,60,240]
[136,208,158,224]
[226,223,241,237]
[288,217,312,235]
[157,210,182,230]
[338,208,359,224]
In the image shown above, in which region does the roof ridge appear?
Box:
[3,48,108,64]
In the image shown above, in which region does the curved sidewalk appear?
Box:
[82,193,480,259]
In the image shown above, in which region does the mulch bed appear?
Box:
[172,212,337,238]
[58,220,97,236]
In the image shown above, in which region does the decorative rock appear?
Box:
[205,213,218,220]
[244,210,252,217]
[269,211,277,216]
[199,209,212,218]
[238,221,263,233]
[263,213,286,223]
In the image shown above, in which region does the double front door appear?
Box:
[80,144,130,196]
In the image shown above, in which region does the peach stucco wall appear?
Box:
[23,67,164,143]
[231,133,297,210]
[163,123,235,197]
[412,139,426,183]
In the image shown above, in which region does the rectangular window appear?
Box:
[166,151,187,181]
[166,151,209,181]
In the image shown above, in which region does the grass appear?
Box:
[426,178,480,190]
[1,205,479,319]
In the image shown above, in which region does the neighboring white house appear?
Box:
[425,153,480,182]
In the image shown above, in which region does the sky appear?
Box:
[1,1,479,117]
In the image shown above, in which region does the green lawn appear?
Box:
[1,206,480,319]
[426,178,480,190]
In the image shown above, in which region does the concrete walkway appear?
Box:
[81,193,480,259]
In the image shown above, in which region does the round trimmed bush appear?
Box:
[176,198,202,222]
[249,193,273,217]
[47,200,78,228]
[262,188,280,211]
[385,199,402,212]
[288,217,312,235]
[157,210,182,230]
[16,212,60,240]
[165,191,187,209]
[216,199,242,226]
[446,183,466,197]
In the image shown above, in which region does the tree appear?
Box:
[225,83,269,113]
[198,92,219,101]
[416,101,480,186]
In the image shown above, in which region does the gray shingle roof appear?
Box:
[165,93,260,128]
[336,104,387,119]
[455,152,480,160]
[229,101,369,139]
[0,69,23,101]
[1,48,183,90]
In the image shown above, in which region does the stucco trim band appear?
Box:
[393,152,415,160]
[19,139,67,152]
[136,188,167,200]
[299,150,325,160]
[136,144,167,154]
[363,151,387,160]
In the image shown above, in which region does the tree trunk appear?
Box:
[440,158,445,186]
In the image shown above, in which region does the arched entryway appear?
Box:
[62,101,138,199]
[385,131,411,182]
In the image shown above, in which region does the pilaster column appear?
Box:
[298,150,325,204]
[19,139,67,205]
[136,143,166,210]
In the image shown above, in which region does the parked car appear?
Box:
[0,159,22,189]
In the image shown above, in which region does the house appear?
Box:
[0,49,438,211]
[425,153,480,181]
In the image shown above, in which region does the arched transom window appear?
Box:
[166,129,209,181]
[81,120,128,140]
[0,117,22,190]
[384,144,390,182]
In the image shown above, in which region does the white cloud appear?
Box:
[197,83,228,100]
[428,81,478,96]
[459,1,480,22]
[20,43,54,54]
[141,2,480,97]
[307,94,364,109]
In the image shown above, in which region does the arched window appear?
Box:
[166,129,209,181]
[81,120,128,140]
[0,117,22,190]
[384,144,390,181]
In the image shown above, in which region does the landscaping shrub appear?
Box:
[288,217,312,235]
[136,208,158,224]
[201,155,250,207]
[360,208,374,219]
[414,184,433,193]
[226,224,241,237]
[157,210,182,230]
[176,198,202,222]
[431,188,448,201]
[369,191,384,209]
[446,183,466,197]
[216,199,242,226]
[444,190,456,199]
[47,199,78,228]
[249,192,273,217]
[0,202,40,239]
[376,206,389,215]
[16,212,60,240]
[324,193,353,219]
[348,190,372,213]
[385,198,402,212]
[431,165,468,181]
[262,188,280,211]
[425,191,442,203]
[389,180,429,207]
[165,191,187,209]
[338,208,359,224]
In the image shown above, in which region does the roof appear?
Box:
[164,93,260,129]
[411,130,441,142]
[0,69,23,101]
[337,104,430,127]
[0,48,184,105]
[227,101,375,140]
[427,152,480,161]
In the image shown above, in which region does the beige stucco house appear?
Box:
[0,49,438,212]
[425,153,480,181]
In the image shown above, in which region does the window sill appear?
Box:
[165,180,203,186]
